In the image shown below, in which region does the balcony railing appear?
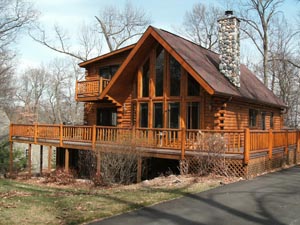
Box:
[9,123,300,164]
[76,77,110,100]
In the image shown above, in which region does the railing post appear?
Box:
[99,77,103,94]
[268,129,273,160]
[92,125,96,150]
[60,124,63,147]
[244,128,250,165]
[181,128,186,160]
[34,123,38,144]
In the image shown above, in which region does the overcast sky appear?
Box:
[16,0,299,73]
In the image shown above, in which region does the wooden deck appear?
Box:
[9,124,299,163]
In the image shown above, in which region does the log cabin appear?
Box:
[9,11,300,180]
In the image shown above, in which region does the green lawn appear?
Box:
[0,177,223,225]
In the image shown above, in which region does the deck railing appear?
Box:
[76,77,110,99]
[9,124,300,164]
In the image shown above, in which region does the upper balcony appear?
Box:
[75,77,110,101]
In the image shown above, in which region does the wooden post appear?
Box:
[96,150,101,177]
[40,145,43,176]
[34,123,38,144]
[65,149,69,173]
[285,130,289,164]
[137,156,142,183]
[28,144,32,177]
[9,124,13,142]
[296,130,300,164]
[48,146,52,173]
[268,129,273,160]
[92,125,96,150]
[244,128,250,164]
[60,124,63,147]
[9,141,13,176]
[99,77,103,93]
[181,128,186,160]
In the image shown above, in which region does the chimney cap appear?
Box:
[225,10,233,16]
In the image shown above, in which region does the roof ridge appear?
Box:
[153,26,220,56]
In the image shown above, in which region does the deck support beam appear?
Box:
[137,156,142,183]
[28,144,32,177]
[96,150,101,177]
[9,141,13,176]
[48,146,52,173]
[65,148,69,173]
[40,145,43,176]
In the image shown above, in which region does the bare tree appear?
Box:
[95,1,151,51]
[180,3,223,50]
[0,0,37,110]
[238,0,284,86]
[16,67,49,123]
[267,17,300,127]
[30,23,101,62]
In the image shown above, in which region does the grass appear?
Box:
[0,177,223,225]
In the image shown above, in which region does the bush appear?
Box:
[189,132,228,176]
[0,139,27,176]
[78,143,141,186]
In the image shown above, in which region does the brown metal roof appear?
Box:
[153,27,286,108]
[98,26,285,108]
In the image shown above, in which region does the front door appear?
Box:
[97,108,117,126]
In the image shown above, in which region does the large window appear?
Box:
[140,103,148,127]
[249,109,258,127]
[170,56,181,96]
[168,102,180,128]
[142,59,150,97]
[155,46,164,96]
[99,65,119,79]
[188,74,200,96]
[153,103,163,128]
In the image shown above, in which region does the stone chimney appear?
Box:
[218,10,240,87]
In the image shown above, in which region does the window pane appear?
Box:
[188,74,200,96]
[270,112,274,129]
[99,65,119,79]
[261,112,266,130]
[140,103,148,127]
[99,67,110,79]
[249,109,258,127]
[155,46,164,96]
[142,59,150,97]
[187,102,200,129]
[170,56,181,96]
[154,103,163,128]
[168,102,180,128]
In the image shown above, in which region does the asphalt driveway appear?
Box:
[89,166,300,225]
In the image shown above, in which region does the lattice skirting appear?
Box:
[182,157,246,178]
[183,150,300,179]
